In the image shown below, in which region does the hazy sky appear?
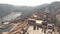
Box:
[0,0,60,6]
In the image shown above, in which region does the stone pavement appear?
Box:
[27,26,44,34]
[26,26,59,34]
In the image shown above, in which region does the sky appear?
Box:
[0,0,60,6]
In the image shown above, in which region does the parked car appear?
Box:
[47,24,54,34]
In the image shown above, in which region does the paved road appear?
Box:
[27,26,44,34]
[26,26,59,34]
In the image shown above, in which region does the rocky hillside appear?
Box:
[0,1,60,24]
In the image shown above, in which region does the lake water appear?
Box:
[0,12,22,32]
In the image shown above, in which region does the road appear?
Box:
[26,26,59,34]
[26,26,44,34]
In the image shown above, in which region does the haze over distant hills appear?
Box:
[0,1,60,19]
